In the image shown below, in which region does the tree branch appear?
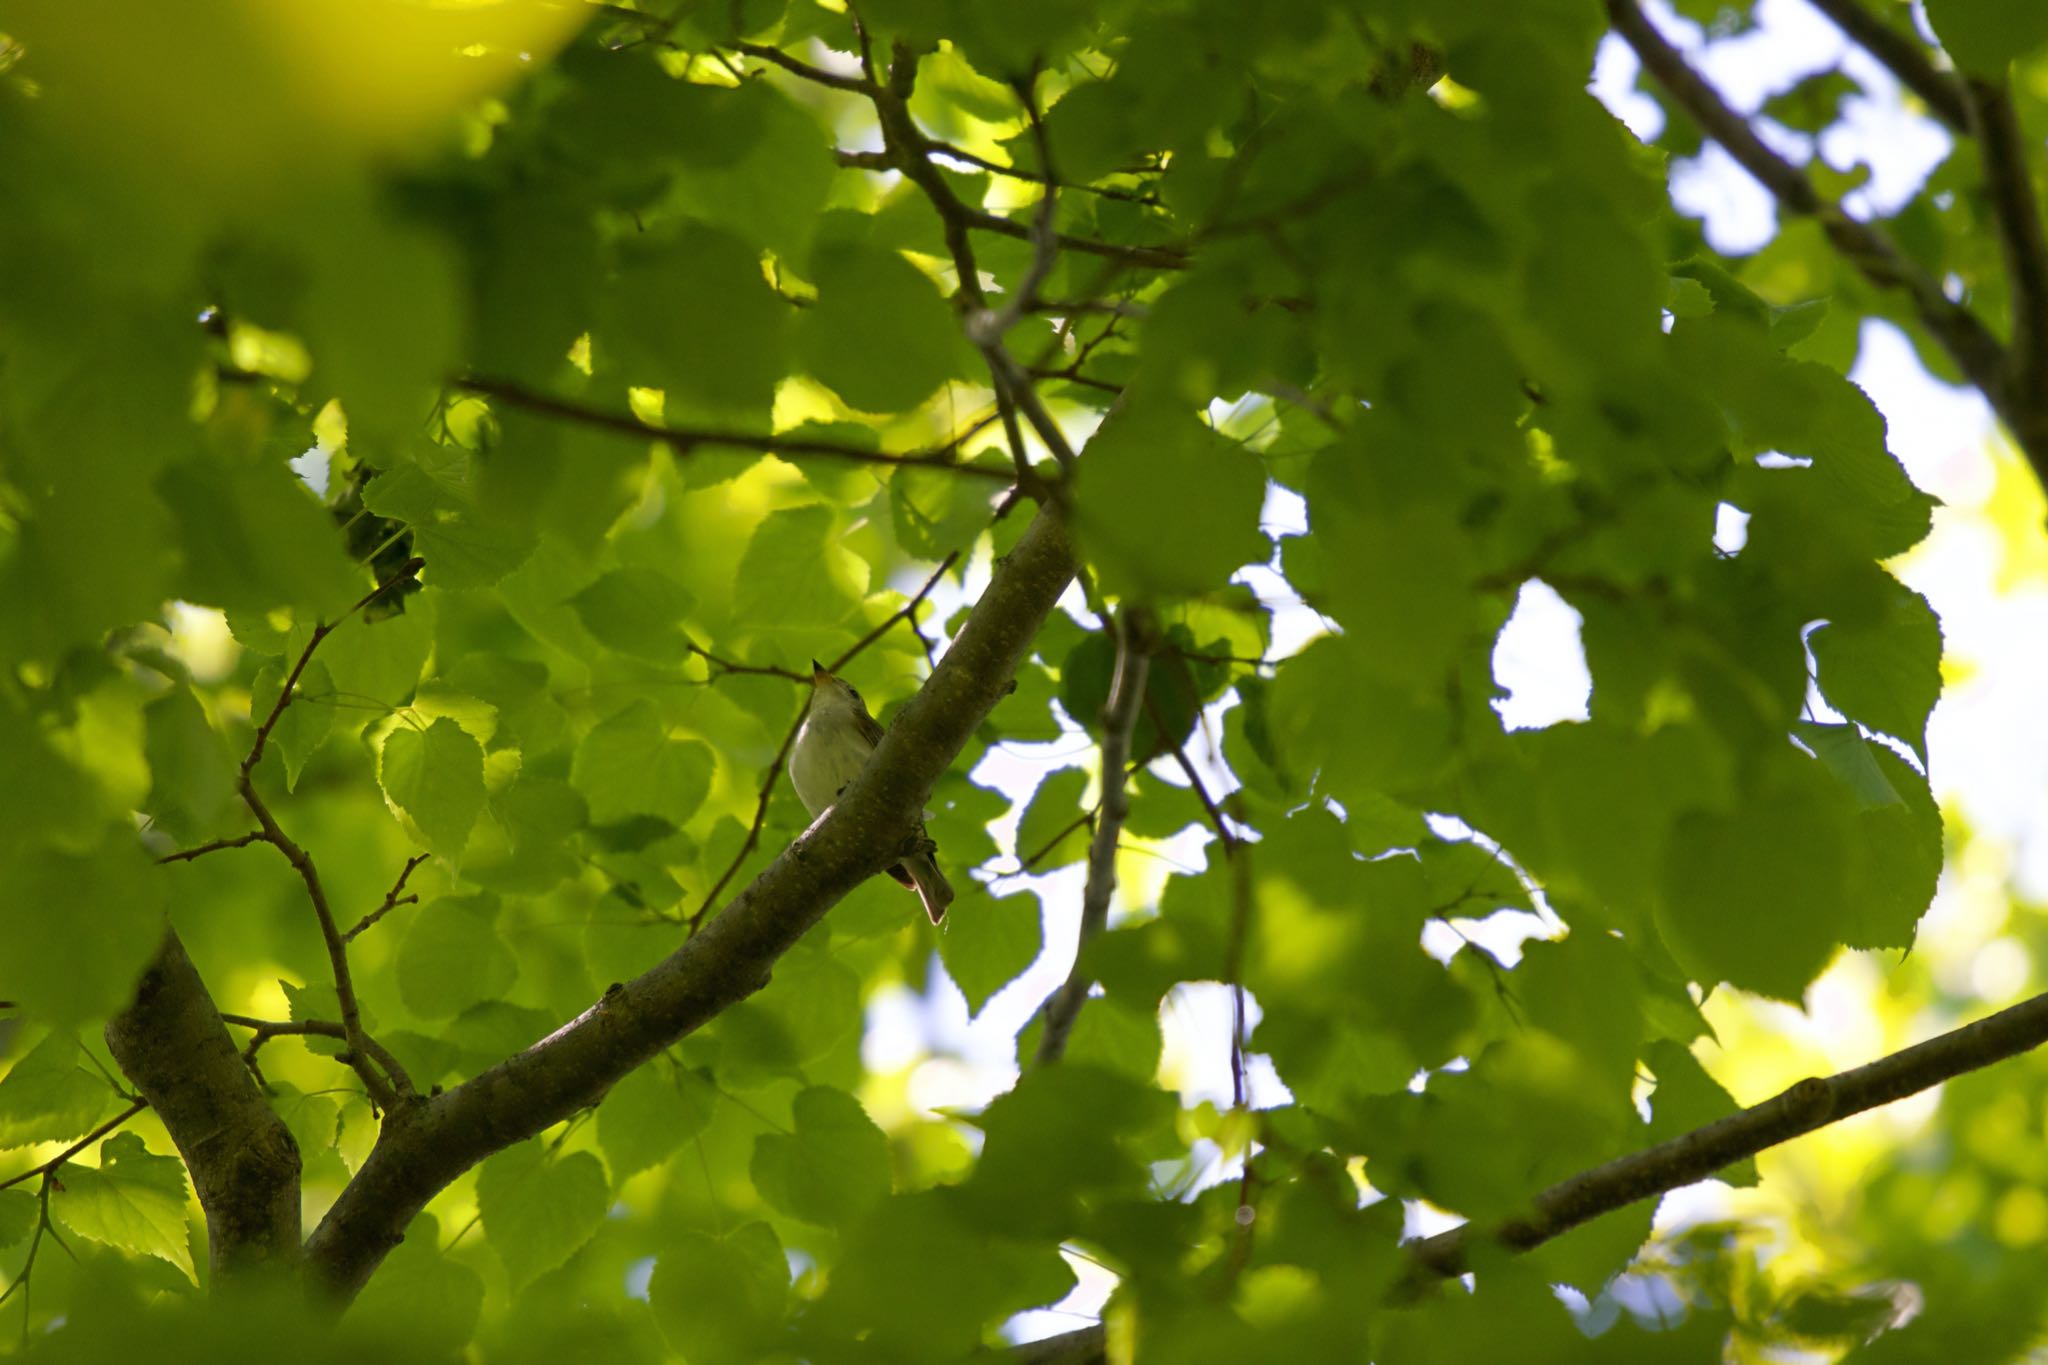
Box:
[1003,1324,1107,1364]
[454,377,1013,481]
[104,934,301,1282]
[0,1100,148,1194]
[1403,984,2048,1283]
[1964,74,2048,451]
[731,39,875,94]
[1605,0,2036,473]
[155,831,265,864]
[237,556,426,1110]
[303,505,1080,1302]
[1034,610,1150,1066]
[1805,0,1969,129]
[343,854,431,943]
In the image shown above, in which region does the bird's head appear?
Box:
[809,660,868,717]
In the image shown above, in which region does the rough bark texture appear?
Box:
[104,932,301,1281]
[303,504,1080,1302]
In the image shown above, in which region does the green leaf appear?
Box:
[1656,754,1852,1000]
[732,504,861,633]
[937,882,1043,1017]
[607,223,789,421]
[565,566,696,664]
[0,828,166,1028]
[0,1188,35,1250]
[1810,577,1942,761]
[962,1064,1175,1235]
[361,462,536,591]
[750,1085,891,1227]
[51,1132,195,1282]
[570,701,715,827]
[156,457,356,619]
[796,240,962,413]
[249,660,335,791]
[1075,394,1269,595]
[312,602,434,720]
[352,1214,486,1357]
[0,1034,114,1149]
[140,686,237,846]
[597,1061,715,1180]
[397,895,517,1020]
[648,1224,790,1365]
[819,1191,1073,1358]
[379,717,487,858]
[475,1142,610,1289]
[1015,767,1090,871]
[1923,0,2048,72]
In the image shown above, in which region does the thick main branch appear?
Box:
[303,506,1080,1302]
[105,934,301,1282]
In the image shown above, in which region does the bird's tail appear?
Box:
[903,851,954,925]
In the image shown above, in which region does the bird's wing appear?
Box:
[855,707,886,748]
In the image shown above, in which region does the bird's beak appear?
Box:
[810,659,829,683]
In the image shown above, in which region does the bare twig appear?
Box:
[1143,681,1259,1258]
[689,718,805,935]
[344,854,431,943]
[1805,0,1968,129]
[1965,75,2048,438]
[0,1100,149,1194]
[1402,984,2048,1285]
[1606,0,2033,472]
[731,39,876,94]
[217,1014,413,1103]
[826,551,963,676]
[245,558,424,776]
[454,377,1012,482]
[969,77,1063,347]
[155,831,265,864]
[1034,610,1151,1066]
[683,642,810,682]
[235,556,427,1110]
[835,142,1162,205]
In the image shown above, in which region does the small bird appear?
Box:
[790,661,954,924]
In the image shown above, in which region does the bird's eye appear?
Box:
[847,688,862,703]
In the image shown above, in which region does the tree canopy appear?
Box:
[2,0,2048,1360]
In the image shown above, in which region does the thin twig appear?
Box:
[731,39,876,94]
[840,137,1163,204]
[0,1100,149,1194]
[684,641,809,682]
[155,831,265,864]
[825,551,962,676]
[217,1015,413,1103]
[1035,610,1151,1066]
[970,77,1063,347]
[344,854,431,943]
[245,557,424,776]
[1804,0,1968,129]
[236,556,426,1110]
[1606,0,2029,469]
[1144,684,1258,1260]
[455,377,1012,481]
[1401,983,2048,1286]
[1965,75,2048,432]
[689,718,805,935]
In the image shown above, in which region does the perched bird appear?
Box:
[790,662,954,924]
